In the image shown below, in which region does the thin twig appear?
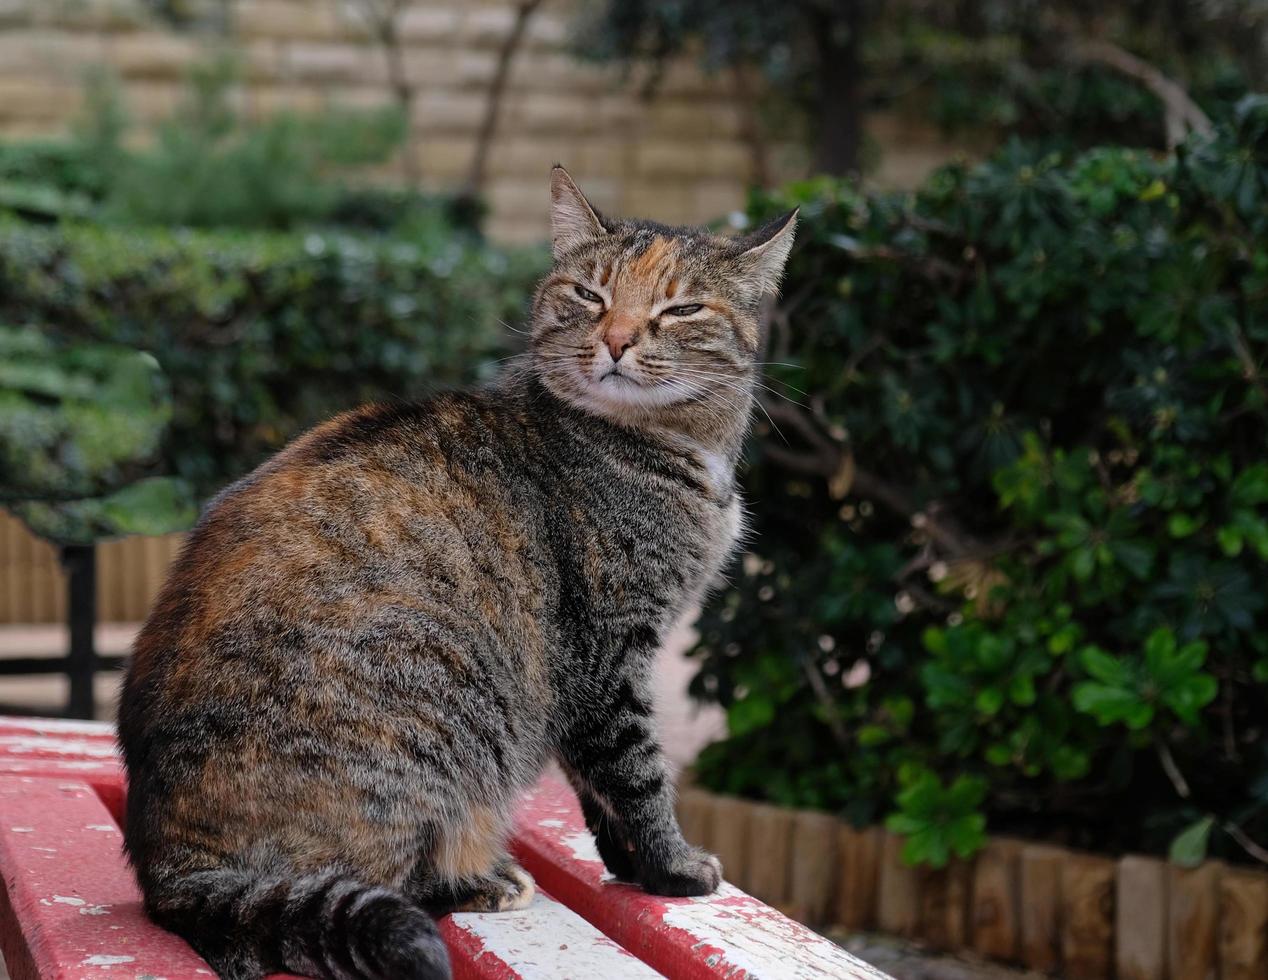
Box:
[1156,740,1192,799]
[1223,820,1268,866]
[801,658,851,752]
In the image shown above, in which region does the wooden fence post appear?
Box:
[708,796,752,892]
[1061,854,1116,980]
[1019,844,1064,974]
[972,839,1022,962]
[1169,862,1221,980]
[676,787,715,851]
[1218,867,1268,980]
[787,810,840,925]
[877,832,921,938]
[1116,855,1168,980]
[833,825,881,931]
[747,803,795,909]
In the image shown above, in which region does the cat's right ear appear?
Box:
[550,165,607,260]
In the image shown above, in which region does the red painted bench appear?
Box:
[0,717,888,979]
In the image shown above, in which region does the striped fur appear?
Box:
[118,167,796,980]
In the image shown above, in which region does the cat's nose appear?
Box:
[605,325,637,362]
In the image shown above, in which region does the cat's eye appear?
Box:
[664,304,704,317]
[574,285,602,303]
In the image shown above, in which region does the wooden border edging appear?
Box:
[676,785,1268,980]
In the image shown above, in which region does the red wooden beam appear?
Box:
[0,775,216,980]
[0,774,660,979]
[0,718,892,979]
[512,776,891,980]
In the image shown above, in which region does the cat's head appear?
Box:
[530,166,796,427]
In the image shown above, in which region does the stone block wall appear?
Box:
[0,0,817,242]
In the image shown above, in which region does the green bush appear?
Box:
[0,60,466,236]
[0,325,195,545]
[690,96,1268,868]
[0,220,546,497]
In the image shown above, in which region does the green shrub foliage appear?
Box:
[0,221,546,498]
[0,325,195,545]
[690,96,1268,867]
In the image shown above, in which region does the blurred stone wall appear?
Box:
[0,0,818,242]
[0,1,964,243]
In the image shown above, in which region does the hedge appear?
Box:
[690,96,1268,868]
[0,220,546,497]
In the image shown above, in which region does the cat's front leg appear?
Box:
[559,680,722,897]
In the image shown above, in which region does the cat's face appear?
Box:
[531,167,796,423]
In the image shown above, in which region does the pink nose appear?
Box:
[605,325,637,362]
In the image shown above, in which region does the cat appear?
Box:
[117,166,796,980]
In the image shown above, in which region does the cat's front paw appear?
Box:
[594,823,639,882]
[638,846,723,897]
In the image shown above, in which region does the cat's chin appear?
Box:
[568,372,693,417]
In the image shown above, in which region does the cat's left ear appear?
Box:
[550,165,607,260]
[735,209,798,296]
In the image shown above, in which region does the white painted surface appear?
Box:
[0,735,118,757]
[0,717,115,736]
[660,886,891,980]
[451,892,664,979]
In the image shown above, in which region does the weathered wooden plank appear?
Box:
[1218,867,1268,980]
[1116,855,1168,980]
[1061,853,1116,980]
[443,894,663,980]
[787,809,839,925]
[834,824,882,931]
[0,775,221,980]
[877,832,921,939]
[0,774,665,980]
[513,776,891,980]
[1019,844,1063,973]
[972,838,1022,962]
[746,803,794,908]
[0,718,126,822]
[1169,862,1221,980]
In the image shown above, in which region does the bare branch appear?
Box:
[465,0,544,198]
[346,0,421,187]
[1069,38,1213,149]
[759,397,986,558]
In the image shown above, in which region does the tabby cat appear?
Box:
[118,167,797,980]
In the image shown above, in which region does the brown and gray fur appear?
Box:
[118,167,797,980]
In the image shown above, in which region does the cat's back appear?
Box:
[122,390,552,721]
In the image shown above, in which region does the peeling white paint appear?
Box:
[10,826,34,833]
[660,891,892,980]
[5,718,114,736]
[79,904,112,916]
[451,892,659,977]
[85,824,118,833]
[52,895,86,906]
[31,846,57,852]
[559,832,601,864]
[0,736,117,758]
[538,819,565,828]
[81,953,136,966]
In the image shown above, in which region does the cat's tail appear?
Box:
[143,865,451,980]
